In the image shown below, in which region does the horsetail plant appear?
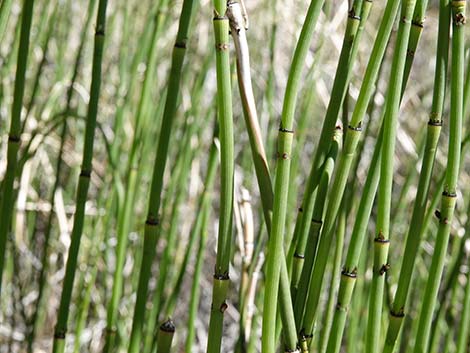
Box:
[0,0,35,292]
[412,1,466,352]
[183,137,218,352]
[3,0,470,351]
[52,1,108,351]
[126,0,198,349]
[293,128,341,331]
[28,1,97,348]
[260,0,331,347]
[324,4,426,346]
[103,3,170,349]
[382,0,450,349]
[227,2,298,350]
[365,0,418,350]
[205,0,235,352]
[155,319,176,353]
[289,0,370,297]
[299,0,373,343]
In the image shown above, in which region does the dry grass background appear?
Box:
[1,0,470,352]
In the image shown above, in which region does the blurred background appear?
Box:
[0,0,469,352]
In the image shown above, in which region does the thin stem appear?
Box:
[52,0,108,351]
[0,0,36,292]
[205,0,235,351]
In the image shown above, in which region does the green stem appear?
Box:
[383,0,450,349]
[260,0,328,348]
[227,2,298,349]
[126,0,197,350]
[0,0,36,292]
[155,320,175,353]
[366,0,418,351]
[205,0,235,351]
[52,1,108,351]
[412,1,465,352]
[300,0,373,341]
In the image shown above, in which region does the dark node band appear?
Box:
[8,135,20,143]
[54,330,66,339]
[175,41,186,49]
[453,12,466,25]
[277,152,290,160]
[428,119,442,126]
[379,263,391,275]
[442,190,457,198]
[311,218,322,225]
[219,302,228,313]
[411,20,424,28]
[146,217,159,226]
[390,309,405,318]
[96,29,105,36]
[279,127,294,134]
[348,124,362,132]
[160,320,176,332]
[213,15,228,20]
[80,170,91,178]
[341,269,357,278]
[216,43,229,51]
[214,272,230,280]
[374,236,390,244]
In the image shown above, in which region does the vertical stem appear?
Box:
[300,0,373,342]
[205,0,235,352]
[155,320,175,353]
[456,255,470,353]
[260,0,327,348]
[126,0,197,350]
[227,2,298,350]
[52,0,108,351]
[412,1,465,352]
[383,0,450,349]
[366,0,417,350]
[0,0,35,292]
[184,142,216,351]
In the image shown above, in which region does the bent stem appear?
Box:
[227,2,298,350]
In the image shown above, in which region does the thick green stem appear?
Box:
[228,2,298,349]
[299,0,373,341]
[259,0,329,348]
[126,0,197,350]
[293,130,341,329]
[155,320,175,353]
[205,0,235,352]
[365,0,417,351]
[383,0,450,349]
[412,1,465,352]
